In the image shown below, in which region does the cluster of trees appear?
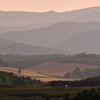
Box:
[63,88,100,100]
[63,67,100,78]
[0,71,50,86]
[0,59,8,67]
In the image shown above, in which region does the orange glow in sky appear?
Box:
[0,0,100,12]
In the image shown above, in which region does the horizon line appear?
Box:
[0,6,100,13]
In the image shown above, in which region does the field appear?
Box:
[0,66,49,77]
[0,66,80,82]
[0,86,95,100]
[26,62,98,76]
[0,60,98,81]
[34,77,79,82]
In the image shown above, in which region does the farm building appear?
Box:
[51,81,100,87]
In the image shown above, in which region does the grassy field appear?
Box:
[0,86,97,100]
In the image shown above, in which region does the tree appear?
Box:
[18,69,21,74]
[73,67,81,77]
[63,72,74,78]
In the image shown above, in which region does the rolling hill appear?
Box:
[52,30,100,54]
[0,6,100,27]
[0,39,70,55]
[0,22,100,47]
[26,62,98,76]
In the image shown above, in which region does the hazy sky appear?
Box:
[0,0,100,12]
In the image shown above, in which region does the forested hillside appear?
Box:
[0,71,48,86]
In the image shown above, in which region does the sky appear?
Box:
[0,0,100,12]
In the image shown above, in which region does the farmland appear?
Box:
[26,62,98,76]
[0,86,95,100]
[0,66,49,77]
[0,66,79,81]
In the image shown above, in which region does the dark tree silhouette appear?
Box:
[18,69,21,74]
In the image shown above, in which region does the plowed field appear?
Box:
[26,62,98,76]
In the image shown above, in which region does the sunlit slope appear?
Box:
[0,66,49,77]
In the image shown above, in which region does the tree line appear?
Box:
[0,54,66,61]
[0,71,50,86]
[59,53,100,66]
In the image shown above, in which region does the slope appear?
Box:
[73,12,100,22]
[26,62,98,76]
[0,6,100,27]
[0,22,52,34]
[52,30,100,54]
[0,22,100,47]
[0,66,49,77]
[0,39,70,55]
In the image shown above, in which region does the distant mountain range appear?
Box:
[52,30,100,54]
[0,6,100,55]
[0,39,71,55]
[0,6,100,27]
[0,22,100,47]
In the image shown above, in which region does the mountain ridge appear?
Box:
[0,39,71,55]
[0,22,100,47]
[0,6,100,26]
[52,30,100,54]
